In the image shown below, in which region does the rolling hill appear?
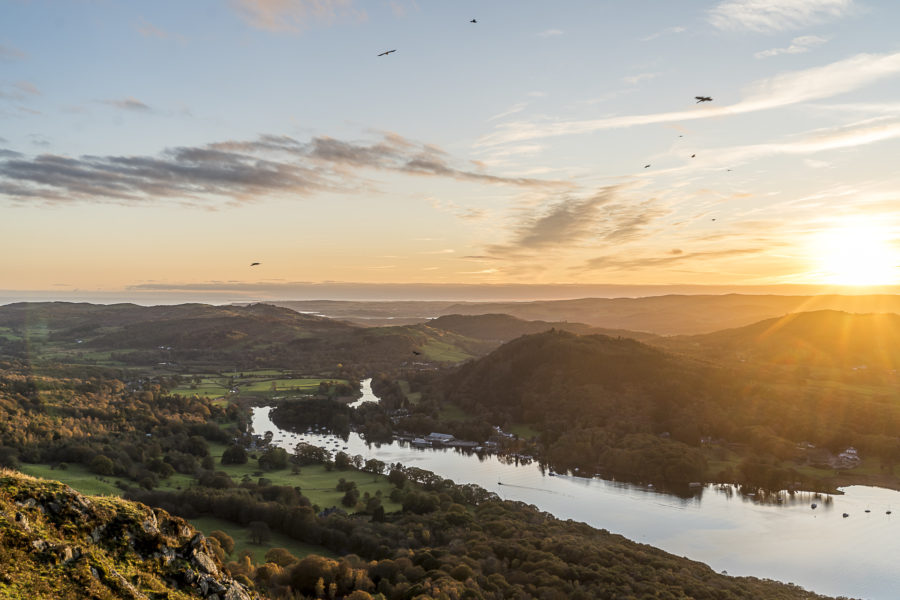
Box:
[665,310,900,370]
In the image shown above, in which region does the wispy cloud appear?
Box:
[623,72,660,85]
[640,26,686,42]
[708,0,855,33]
[538,29,563,38]
[137,17,169,39]
[0,81,40,101]
[0,132,562,206]
[15,82,40,96]
[0,43,25,61]
[102,97,152,112]
[431,197,488,221]
[488,102,528,122]
[581,247,766,272]
[231,0,366,32]
[477,52,900,146]
[755,35,828,58]
[486,187,667,257]
[709,119,900,164]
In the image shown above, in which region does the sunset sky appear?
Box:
[3,0,900,302]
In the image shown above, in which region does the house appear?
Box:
[411,438,431,447]
[835,446,861,469]
[425,432,455,444]
[318,506,346,518]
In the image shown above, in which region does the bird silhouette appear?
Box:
[250,262,260,266]
[378,49,396,57]
[695,96,712,103]
[470,19,477,23]
[644,164,651,168]
[691,154,696,158]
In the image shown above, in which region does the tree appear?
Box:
[221,445,248,465]
[334,451,352,470]
[0,446,19,469]
[341,487,360,508]
[209,530,235,555]
[258,446,289,471]
[265,547,298,567]
[388,468,406,488]
[89,455,114,476]
[248,520,272,545]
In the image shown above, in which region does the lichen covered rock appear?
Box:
[0,469,259,599]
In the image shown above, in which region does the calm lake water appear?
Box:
[253,379,900,600]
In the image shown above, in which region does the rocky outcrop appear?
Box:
[0,469,260,599]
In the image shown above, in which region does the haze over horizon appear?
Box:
[3,0,900,301]
[5,282,900,307]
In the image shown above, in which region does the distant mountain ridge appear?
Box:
[667,309,900,369]
[439,294,900,334]
[423,313,659,343]
[272,294,900,334]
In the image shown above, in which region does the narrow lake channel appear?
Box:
[252,379,900,600]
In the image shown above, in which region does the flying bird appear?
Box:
[695,96,712,103]
[250,262,260,266]
[378,49,396,56]
[470,19,477,23]
[644,164,651,168]
[691,154,696,158]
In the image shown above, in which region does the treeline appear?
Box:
[129,459,833,600]
[0,362,245,489]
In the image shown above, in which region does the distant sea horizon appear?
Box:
[3,282,900,306]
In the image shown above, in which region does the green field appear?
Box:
[398,380,422,404]
[505,423,540,440]
[419,339,473,363]
[208,443,401,512]
[437,402,469,421]
[171,383,230,397]
[17,463,125,496]
[240,378,342,393]
[0,327,21,341]
[189,515,336,564]
[19,462,198,496]
[223,369,287,377]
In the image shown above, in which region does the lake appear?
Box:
[253,379,899,600]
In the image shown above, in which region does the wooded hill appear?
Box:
[437,330,720,483]
[430,327,900,488]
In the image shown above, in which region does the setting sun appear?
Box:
[814,221,900,286]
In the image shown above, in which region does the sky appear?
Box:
[2,0,900,302]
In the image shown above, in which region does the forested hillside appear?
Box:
[431,329,900,490]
